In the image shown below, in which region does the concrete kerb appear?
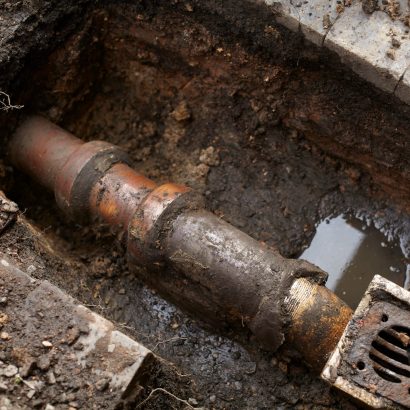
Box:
[325,2,410,94]
[265,0,410,104]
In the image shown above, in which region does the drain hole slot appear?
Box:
[373,363,402,383]
[371,339,409,365]
[369,351,410,378]
[392,326,410,339]
[379,327,410,350]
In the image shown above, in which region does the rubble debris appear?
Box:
[0,258,156,409]
[171,101,191,122]
[391,36,401,47]
[385,0,401,19]
[3,365,18,377]
[322,14,331,29]
[0,192,18,235]
[199,146,220,166]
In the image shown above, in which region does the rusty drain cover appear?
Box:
[370,322,410,385]
[322,275,410,409]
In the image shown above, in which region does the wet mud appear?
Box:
[0,1,409,409]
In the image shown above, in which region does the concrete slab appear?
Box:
[264,0,410,103]
[325,3,410,93]
[0,259,155,409]
[395,65,410,104]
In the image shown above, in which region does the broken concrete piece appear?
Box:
[0,191,18,234]
[0,259,155,409]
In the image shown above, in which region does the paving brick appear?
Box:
[324,2,410,93]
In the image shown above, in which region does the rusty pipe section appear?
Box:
[9,116,353,372]
[285,278,353,371]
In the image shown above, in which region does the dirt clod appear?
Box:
[362,0,378,13]
[3,365,18,377]
[37,355,51,371]
[171,101,191,122]
[199,147,220,167]
[95,378,109,392]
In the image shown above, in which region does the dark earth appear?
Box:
[0,0,410,408]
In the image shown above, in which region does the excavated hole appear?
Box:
[1,2,410,409]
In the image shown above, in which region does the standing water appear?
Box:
[300,215,408,309]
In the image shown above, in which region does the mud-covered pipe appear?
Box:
[166,211,317,350]
[9,116,353,372]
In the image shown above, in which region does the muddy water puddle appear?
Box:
[300,215,408,308]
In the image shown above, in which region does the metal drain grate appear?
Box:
[322,276,410,409]
[370,325,410,384]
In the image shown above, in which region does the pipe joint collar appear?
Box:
[54,141,131,219]
[127,185,203,265]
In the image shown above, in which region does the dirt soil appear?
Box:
[0,1,410,409]
[0,255,135,410]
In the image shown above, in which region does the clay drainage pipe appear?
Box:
[9,116,353,373]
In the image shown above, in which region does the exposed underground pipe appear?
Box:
[9,115,353,373]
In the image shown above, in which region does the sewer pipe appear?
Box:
[9,116,353,372]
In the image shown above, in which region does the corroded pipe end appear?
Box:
[285,278,353,372]
[10,116,132,220]
[10,116,83,190]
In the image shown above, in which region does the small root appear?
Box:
[136,387,200,409]
[152,336,187,352]
[0,91,23,111]
[175,370,192,378]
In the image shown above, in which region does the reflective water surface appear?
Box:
[300,215,408,309]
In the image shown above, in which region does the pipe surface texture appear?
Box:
[10,116,353,372]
